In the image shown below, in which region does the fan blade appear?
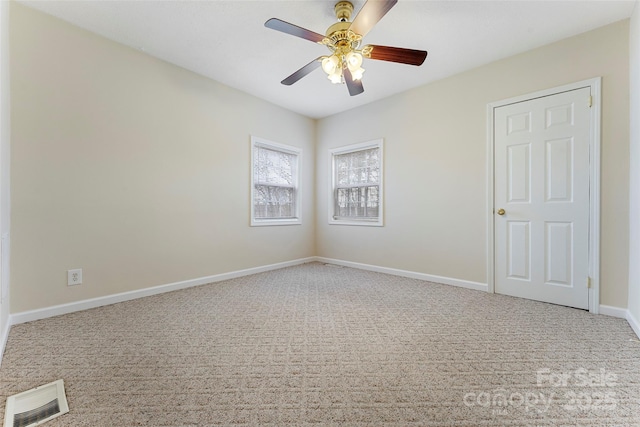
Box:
[363,45,428,66]
[265,18,325,43]
[344,68,364,96]
[349,0,398,38]
[281,58,323,86]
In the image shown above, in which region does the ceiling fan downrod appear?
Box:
[334,1,354,22]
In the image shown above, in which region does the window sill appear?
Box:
[328,218,383,227]
[251,218,302,227]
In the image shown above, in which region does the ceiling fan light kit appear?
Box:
[265,0,428,96]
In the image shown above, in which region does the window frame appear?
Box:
[250,136,302,227]
[328,139,384,227]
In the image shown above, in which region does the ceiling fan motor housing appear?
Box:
[326,1,361,52]
[325,22,361,49]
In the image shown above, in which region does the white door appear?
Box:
[494,87,591,309]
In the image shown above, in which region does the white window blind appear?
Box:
[251,137,301,226]
[330,140,383,226]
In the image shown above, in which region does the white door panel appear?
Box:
[495,87,591,309]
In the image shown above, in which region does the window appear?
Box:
[251,136,301,226]
[329,139,383,226]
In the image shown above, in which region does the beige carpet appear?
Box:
[0,262,639,426]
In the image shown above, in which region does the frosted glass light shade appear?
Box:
[322,55,340,75]
[350,67,365,80]
[328,71,342,84]
[346,51,363,70]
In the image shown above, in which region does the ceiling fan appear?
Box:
[265,0,428,96]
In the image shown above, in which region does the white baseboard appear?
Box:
[11,257,316,325]
[627,310,640,339]
[0,316,10,367]
[7,256,640,343]
[315,257,488,292]
[598,305,640,340]
[598,305,628,319]
[316,258,640,340]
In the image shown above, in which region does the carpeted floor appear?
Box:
[0,262,639,426]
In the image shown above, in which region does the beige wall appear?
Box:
[316,21,630,308]
[628,1,640,323]
[10,4,316,313]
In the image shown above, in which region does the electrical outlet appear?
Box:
[67,269,82,286]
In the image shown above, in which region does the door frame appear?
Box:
[486,77,602,313]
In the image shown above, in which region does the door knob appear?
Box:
[497,208,506,216]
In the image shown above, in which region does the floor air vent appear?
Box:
[3,380,69,427]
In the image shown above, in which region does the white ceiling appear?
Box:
[20,0,636,119]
